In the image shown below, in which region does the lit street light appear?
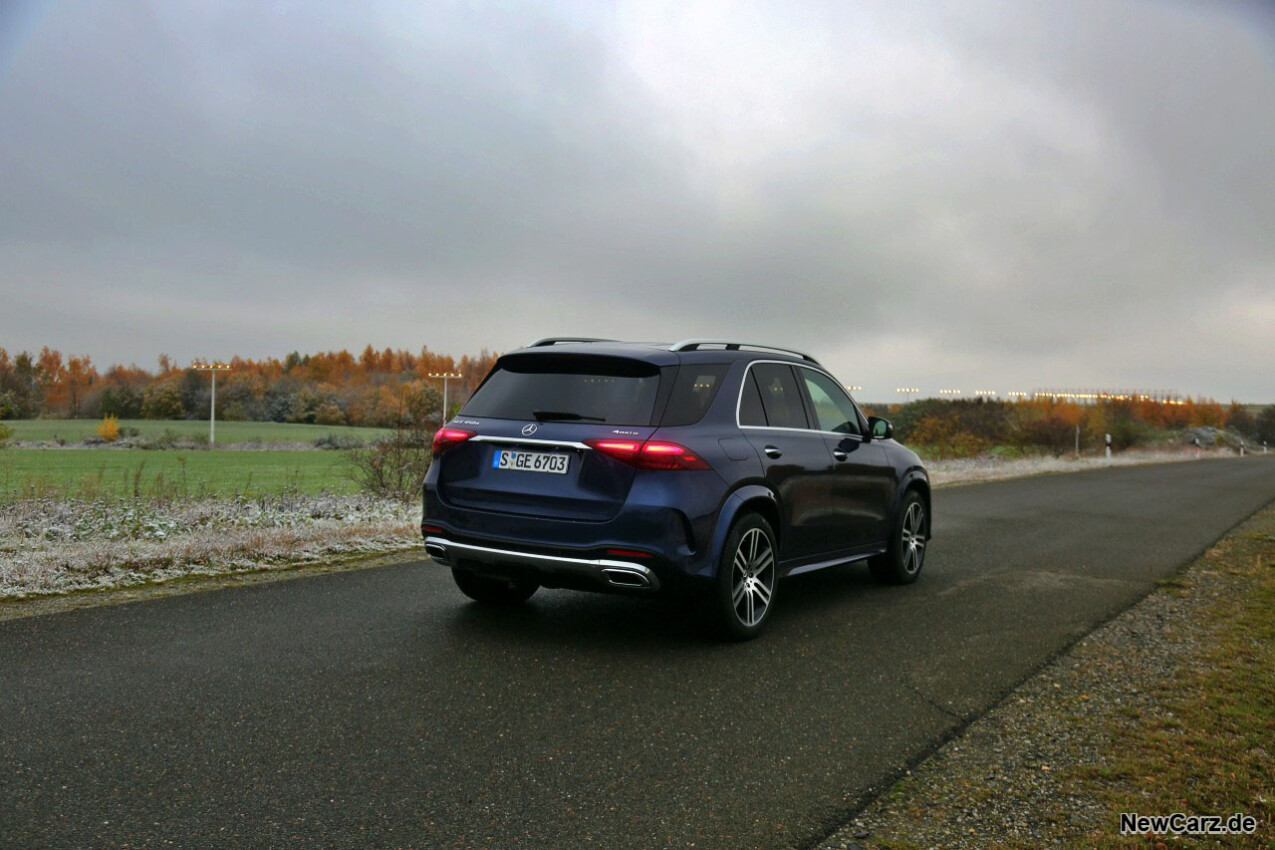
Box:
[428,372,463,425]
[192,360,232,446]
[896,386,919,403]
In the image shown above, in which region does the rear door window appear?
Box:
[749,363,809,429]
[738,369,768,427]
[461,354,662,426]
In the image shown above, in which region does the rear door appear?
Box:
[434,353,663,521]
[738,362,835,562]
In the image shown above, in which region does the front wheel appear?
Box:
[452,569,539,604]
[712,514,778,640]
[869,491,927,585]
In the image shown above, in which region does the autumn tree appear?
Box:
[1256,406,1275,446]
[141,381,185,420]
[36,347,66,413]
[64,355,97,417]
[1225,402,1255,437]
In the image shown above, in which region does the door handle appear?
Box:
[833,450,848,461]
[763,446,782,459]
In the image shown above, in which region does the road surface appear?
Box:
[2,456,1272,848]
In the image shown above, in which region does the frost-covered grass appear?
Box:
[0,494,420,599]
[927,445,1246,487]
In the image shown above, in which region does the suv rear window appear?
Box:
[460,354,662,426]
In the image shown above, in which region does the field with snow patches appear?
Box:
[923,444,1244,486]
[0,494,419,599]
[0,447,1251,601]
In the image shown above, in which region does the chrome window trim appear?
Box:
[735,360,869,436]
[738,424,867,439]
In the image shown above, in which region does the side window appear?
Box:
[738,369,767,427]
[800,368,863,435]
[750,363,808,429]
[661,364,729,426]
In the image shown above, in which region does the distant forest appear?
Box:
[0,346,499,427]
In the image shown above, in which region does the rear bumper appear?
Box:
[424,536,661,592]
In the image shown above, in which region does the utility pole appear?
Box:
[428,372,463,425]
[192,360,232,446]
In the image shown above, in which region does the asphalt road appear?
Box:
[2,457,1273,848]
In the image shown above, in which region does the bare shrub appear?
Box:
[347,420,433,501]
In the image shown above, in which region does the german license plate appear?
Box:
[492,449,570,474]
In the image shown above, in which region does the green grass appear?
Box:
[0,418,393,446]
[1072,507,1275,846]
[0,448,362,498]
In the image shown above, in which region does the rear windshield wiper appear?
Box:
[531,410,607,422]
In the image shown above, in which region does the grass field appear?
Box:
[0,449,362,498]
[1,418,393,446]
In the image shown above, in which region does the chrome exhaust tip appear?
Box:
[601,568,652,589]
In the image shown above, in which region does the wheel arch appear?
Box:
[706,484,780,577]
[898,471,932,539]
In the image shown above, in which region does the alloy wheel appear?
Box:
[731,527,775,627]
[901,500,926,575]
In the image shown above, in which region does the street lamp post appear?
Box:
[192,360,232,446]
[428,372,463,425]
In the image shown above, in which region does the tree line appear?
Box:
[0,345,499,428]
[874,396,1275,459]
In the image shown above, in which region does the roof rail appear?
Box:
[668,339,821,365]
[525,337,619,348]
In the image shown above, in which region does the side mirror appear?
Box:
[869,417,893,441]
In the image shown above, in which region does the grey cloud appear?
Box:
[1,0,1272,400]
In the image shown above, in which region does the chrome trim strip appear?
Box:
[424,537,660,591]
[470,436,592,450]
[739,424,870,440]
[785,550,881,577]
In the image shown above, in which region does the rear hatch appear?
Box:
[434,352,667,522]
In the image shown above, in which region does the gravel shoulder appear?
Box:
[819,497,1275,849]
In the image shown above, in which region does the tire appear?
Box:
[712,513,778,640]
[451,568,539,604]
[869,490,927,585]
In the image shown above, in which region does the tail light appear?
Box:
[585,439,711,471]
[432,428,475,454]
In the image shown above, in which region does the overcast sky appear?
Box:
[1,0,1272,402]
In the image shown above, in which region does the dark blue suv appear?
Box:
[422,338,930,639]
